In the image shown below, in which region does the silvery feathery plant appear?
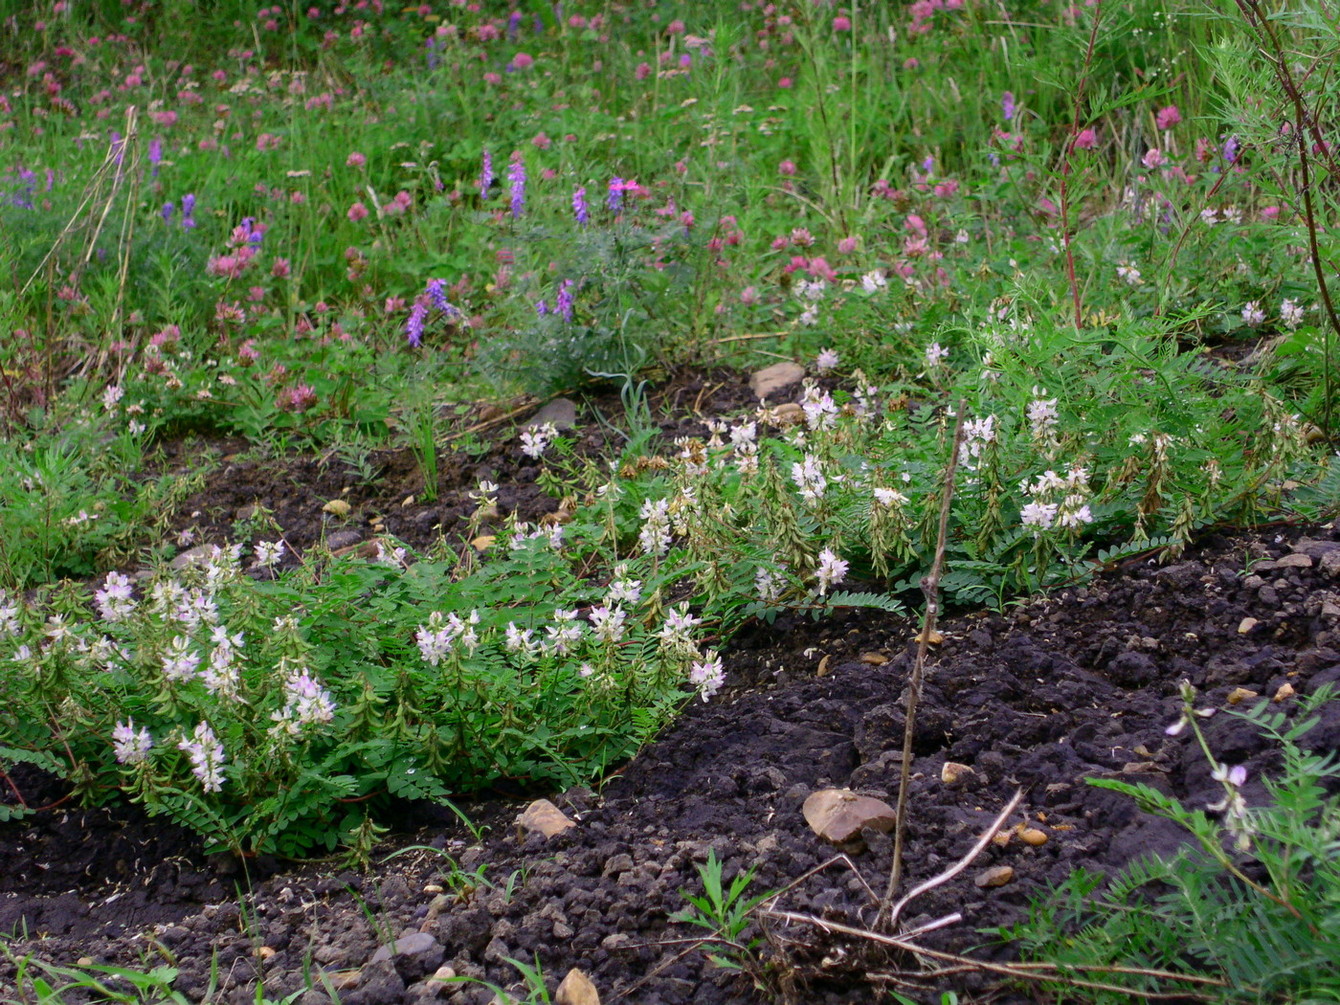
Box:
[997,682,1340,1003]
[0,511,722,858]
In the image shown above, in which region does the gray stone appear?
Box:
[369,932,445,984]
[527,398,579,430]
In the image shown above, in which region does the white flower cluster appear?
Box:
[801,382,838,431]
[95,571,136,623]
[415,609,480,666]
[269,665,337,737]
[508,521,565,552]
[638,498,673,555]
[791,454,827,505]
[177,721,226,793]
[815,547,849,596]
[1019,465,1094,534]
[520,421,560,459]
[1026,387,1059,440]
[959,414,997,466]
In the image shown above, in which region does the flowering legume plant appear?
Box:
[0,525,717,858]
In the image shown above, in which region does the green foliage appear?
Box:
[672,849,779,973]
[0,512,718,857]
[0,419,197,589]
[993,684,1340,1003]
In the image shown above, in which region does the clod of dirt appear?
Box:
[974,865,1015,888]
[802,789,897,846]
[749,361,805,399]
[516,799,577,838]
[555,967,602,1005]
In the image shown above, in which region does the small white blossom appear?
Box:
[177,722,226,793]
[791,454,827,505]
[254,540,285,567]
[589,605,627,644]
[1027,390,1059,439]
[1241,301,1266,326]
[638,498,673,556]
[95,571,135,623]
[1280,299,1305,330]
[689,651,725,701]
[860,270,887,293]
[815,348,840,371]
[1116,261,1143,286]
[520,422,559,459]
[112,720,153,765]
[925,342,950,368]
[1020,501,1058,532]
[814,548,848,596]
[756,566,786,604]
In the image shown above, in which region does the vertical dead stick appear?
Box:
[879,403,967,927]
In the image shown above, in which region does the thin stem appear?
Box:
[880,405,966,919]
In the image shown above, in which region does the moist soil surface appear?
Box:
[4,377,1340,1005]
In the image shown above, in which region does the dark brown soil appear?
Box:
[4,378,1340,1004]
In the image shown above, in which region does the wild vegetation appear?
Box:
[2,0,1339,1000]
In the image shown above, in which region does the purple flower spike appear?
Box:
[480,149,494,199]
[573,186,589,225]
[406,298,428,347]
[1001,91,1015,121]
[508,153,526,219]
[608,176,623,213]
[162,202,174,222]
[557,279,575,322]
[426,278,459,316]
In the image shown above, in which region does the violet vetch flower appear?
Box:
[573,185,589,225]
[508,9,522,39]
[149,136,162,176]
[1224,135,1240,163]
[557,279,575,322]
[406,297,429,348]
[608,176,624,212]
[1001,91,1015,121]
[426,277,459,316]
[480,149,493,199]
[181,192,197,229]
[109,130,124,167]
[162,202,174,222]
[536,299,549,316]
[508,152,526,218]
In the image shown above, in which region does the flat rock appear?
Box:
[527,397,578,430]
[974,865,1015,888]
[802,788,897,845]
[517,799,576,839]
[369,932,444,983]
[750,361,805,400]
[555,967,601,1005]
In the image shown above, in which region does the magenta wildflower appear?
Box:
[1156,105,1181,130]
[508,152,525,218]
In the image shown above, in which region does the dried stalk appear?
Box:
[879,405,966,921]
